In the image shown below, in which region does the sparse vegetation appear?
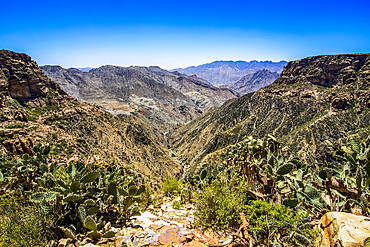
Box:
[0,193,55,246]
[5,123,24,129]
[194,176,249,229]
[162,178,181,197]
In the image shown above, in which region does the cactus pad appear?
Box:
[63,194,83,202]
[84,216,97,231]
[128,185,137,196]
[108,181,117,195]
[85,199,95,206]
[276,163,293,175]
[118,187,129,196]
[86,207,99,215]
[136,185,145,196]
[45,191,57,201]
[81,171,99,184]
[283,198,299,208]
[123,197,133,211]
[102,230,116,238]
[87,230,102,240]
[30,192,46,202]
[71,181,80,193]
[59,226,76,240]
[78,205,87,223]
[200,169,207,180]
[40,164,49,173]
[304,185,321,200]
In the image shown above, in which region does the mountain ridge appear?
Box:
[172,60,287,85]
[41,64,238,131]
[220,69,279,95]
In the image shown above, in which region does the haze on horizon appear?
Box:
[1,0,369,70]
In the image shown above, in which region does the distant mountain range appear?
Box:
[220,69,279,95]
[76,67,93,72]
[172,60,287,86]
[41,65,237,131]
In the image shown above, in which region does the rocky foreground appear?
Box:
[52,197,370,247]
[53,198,235,247]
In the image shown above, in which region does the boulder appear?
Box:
[317,212,370,247]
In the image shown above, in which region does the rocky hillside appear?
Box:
[0,50,181,188]
[220,69,279,95]
[170,54,370,174]
[41,65,237,131]
[172,60,287,86]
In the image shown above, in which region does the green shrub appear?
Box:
[5,123,24,129]
[0,194,55,246]
[194,177,249,229]
[162,178,181,197]
[244,200,316,246]
[172,200,182,210]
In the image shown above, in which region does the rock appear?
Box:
[2,137,34,155]
[317,212,370,247]
[102,222,111,233]
[115,236,126,247]
[46,240,58,247]
[275,54,370,87]
[57,238,71,247]
[80,244,99,247]
[79,238,92,246]
[0,50,66,100]
[183,240,208,247]
[158,226,185,244]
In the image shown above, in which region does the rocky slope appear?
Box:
[0,50,181,188]
[41,65,237,131]
[220,69,279,95]
[170,54,370,174]
[172,60,287,86]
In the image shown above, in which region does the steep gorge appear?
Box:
[2,50,370,184]
[170,54,370,174]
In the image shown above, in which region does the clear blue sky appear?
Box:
[1,0,369,69]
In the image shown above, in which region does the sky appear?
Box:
[1,0,369,69]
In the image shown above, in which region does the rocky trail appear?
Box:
[55,198,234,247]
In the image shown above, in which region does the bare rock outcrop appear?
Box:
[0,49,66,100]
[317,212,370,247]
[275,54,370,86]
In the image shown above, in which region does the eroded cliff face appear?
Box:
[170,54,370,175]
[275,54,370,86]
[0,50,65,100]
